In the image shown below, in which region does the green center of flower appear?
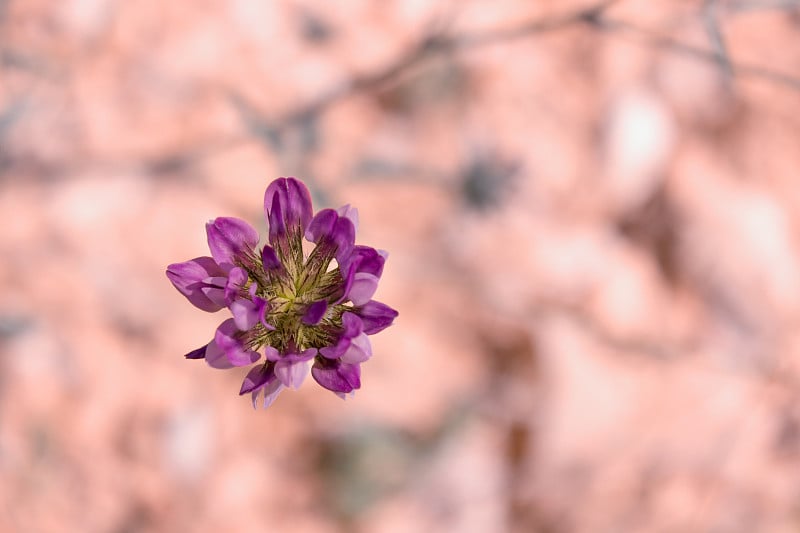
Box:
[235,234,352,355]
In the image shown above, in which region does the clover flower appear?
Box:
[166,178,398,407]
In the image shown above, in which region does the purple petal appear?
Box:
[274,359,310,389]
[331,217,355,263]
[230,298,259,331]
[304,209,355,264]
[269,348,318,368]
[337,204,359,232]
[284,348,317,363]
[264,177,313,241]
[258,300,274,330]
[214,319,261,366]
[320,313,362,358]
[333,260,357,305]
[342,312,364,337]
[335,246,383,305]
[224,267,248,304]
[166,257,227,312]
[267,193,284,244]
[239,363,277,395]
[229,286,270,331]
[204,338,234,369]
[264,346,281,362]
[345,246,385,278]
[205,217,259,267]
[184,345,207,359]
[311,359,361,393]
[302,300,328,325]
[200,286,227,308]
[305,209,338,243]
[355,300,398,335]
[340,333,372,364]
[320,337,350,359]
[348,272,379,306]
[252,379,284,409]
[205,276,229,287]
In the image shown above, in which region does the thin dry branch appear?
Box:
[727,0,800,13]
[254,0,800,134]
[270,0,623,127]
[590,15,800,91]
[206,0,800,181]
[703,0,735,82]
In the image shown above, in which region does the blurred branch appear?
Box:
[268,0,623,128]
[726,0,800,12]
[12,0,798,182]
[568,308,695,359]
[232,0,800,145]
[589,14,800,91]
[40,0,796,181]
[442,0,624,48]
[703,0,735,83]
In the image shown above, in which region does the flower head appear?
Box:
[167,177,398,407]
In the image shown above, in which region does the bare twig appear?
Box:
[260,0,800,133]
[188,0,800,180]
[702,0,735,83]
[727,0,800,13]
[445,0,624,48]
[270,0,623,127]
[14,0,800,183]
[589,15,800,91]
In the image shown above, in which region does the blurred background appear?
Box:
[2,0,800,531]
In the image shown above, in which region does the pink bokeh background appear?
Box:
[2,1,800,532]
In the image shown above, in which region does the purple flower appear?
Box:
[166,177,397,408]
[353,300,398,335]
[166,257,228,312]
[206,217,260,269]
[311,358,361,399]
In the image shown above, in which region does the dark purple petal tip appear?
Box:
[302,300,328,325]
[184,345,207,359]
[260,245,282,271]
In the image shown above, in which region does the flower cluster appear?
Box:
[166,177,398,407]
